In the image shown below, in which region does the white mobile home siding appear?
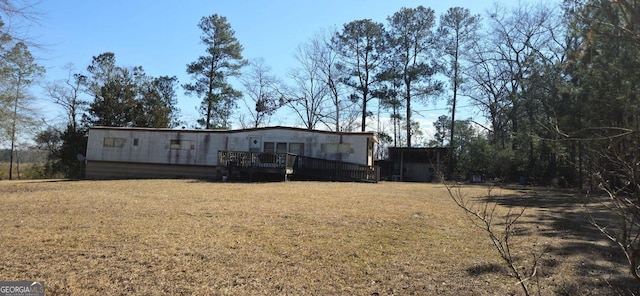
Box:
[225,129,372,165]
[86,128,225,166]
[85,126,377,179]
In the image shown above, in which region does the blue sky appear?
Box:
[29,0,549,138]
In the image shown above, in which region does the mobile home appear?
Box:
[85,126,378,181]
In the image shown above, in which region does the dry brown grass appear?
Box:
[0,180,636,295]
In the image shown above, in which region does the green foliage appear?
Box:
[184,14,246,129]
[58,125,87,178]
[558,0,640,187]
[85,56,139,127]
[431,115,449,147]
[1,38,45,180]
[561,1,640,282]
[21,162,63,179]
[438,0,640,184]
[438,7,481,176]
[34,127,61,176]
[34,125,87,179]
[84,52,180,128]
[135,75,181,128]
[430,115,512,180]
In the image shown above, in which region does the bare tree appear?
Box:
[285,35,332,130]
[444,182,545,296]
[0,0,39,19]
[562,126,640,282]
[298,29,359,132]
[467,2,562,150]
[0,0,41,47]
[239,58,281,128]
[594,158,640,283]
[466,42,513,148]
[44,64,87,131]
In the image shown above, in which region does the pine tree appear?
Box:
[184,14,247,129]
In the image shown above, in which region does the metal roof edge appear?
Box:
[89,126,378,136]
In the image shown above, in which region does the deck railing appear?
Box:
[294,155,377,182]
[217,151,377,182]
[217,151,297,170]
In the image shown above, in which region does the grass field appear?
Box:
[0,179,637,295]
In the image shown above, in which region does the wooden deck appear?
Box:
[217,151,378,182]
[217,151,297,181]
[293,155,377,182]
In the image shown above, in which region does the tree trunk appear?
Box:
[449,75,457,178]
[449,51,459,179]
[406,89,412,147]
[9,75,22,180]
[361,93,367,132]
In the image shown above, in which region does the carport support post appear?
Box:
[400,150,404,182]
[436,150,441,181]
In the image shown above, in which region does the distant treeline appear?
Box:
[0,148,47,163]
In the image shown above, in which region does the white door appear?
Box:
[249,137,261,152]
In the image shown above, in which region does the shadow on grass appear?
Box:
[23,178,80,183]
[474,186,640,294]
[466,263,506,276]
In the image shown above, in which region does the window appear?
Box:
[321,143,336,154]
[276,143,287,153]
[133,138,139,146]
[338,143,354,154]
[263,142,275,153]
[288,143,304,155]
[170,139,194,150]
[103,137,126,148]
[263,142,302,154]
[170,140,181,150]
[321,143,352,154]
